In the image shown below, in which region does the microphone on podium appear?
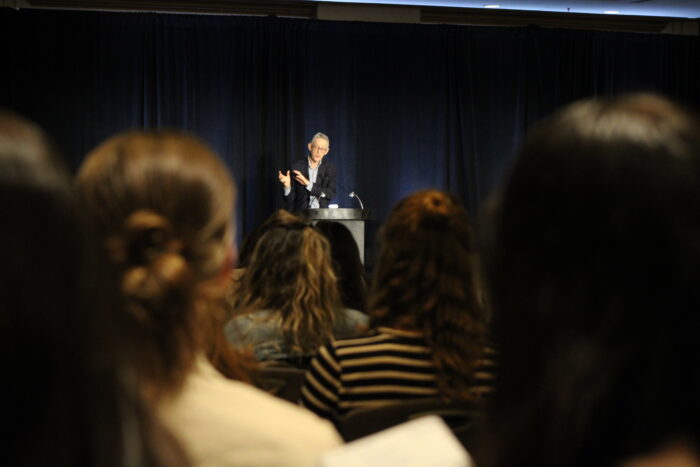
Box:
[348,191,365,210]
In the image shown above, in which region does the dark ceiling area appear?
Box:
[305,1,700,18]
[19,0,700,32]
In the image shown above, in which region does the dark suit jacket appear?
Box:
[283,158,337,213]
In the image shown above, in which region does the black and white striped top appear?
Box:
[300,327,495,421]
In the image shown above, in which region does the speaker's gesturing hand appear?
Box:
[278,170,291,189]
[293,170,310,186]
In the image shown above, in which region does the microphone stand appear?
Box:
[349,191,365,211]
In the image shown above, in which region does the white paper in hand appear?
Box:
[319,415,474,467]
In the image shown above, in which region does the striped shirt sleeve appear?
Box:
[300,343,342,420]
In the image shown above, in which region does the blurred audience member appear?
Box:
[77,131,341,466]
[1,111,184,466]
[478,94,700,467]
[315,220,369,314]
[302,190,493,422]
[226,211,368,366]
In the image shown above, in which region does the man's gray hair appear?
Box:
[310,132,330,146]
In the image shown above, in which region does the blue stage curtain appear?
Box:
[2,8,699,252]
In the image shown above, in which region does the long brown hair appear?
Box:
[2,113,186,466]
[77,130,248,399]
[232,211,341,355]
[480,94,700,467]
[369,189,487,400]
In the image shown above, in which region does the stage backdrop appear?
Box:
[2,8,699,264]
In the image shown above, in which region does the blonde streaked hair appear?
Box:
[232,211,340,355]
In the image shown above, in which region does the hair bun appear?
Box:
[108,210,191,312]
[122,210,181,263]
[122,252,189,304]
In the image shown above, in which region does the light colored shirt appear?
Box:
[158,356,342,466]
[307,159,321,209]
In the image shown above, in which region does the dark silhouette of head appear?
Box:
[1,112,182,466]
[369,189,487,400]
[315,220,368,312]
[482,94,700,467]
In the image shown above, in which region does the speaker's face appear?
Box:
[308,138,329,164]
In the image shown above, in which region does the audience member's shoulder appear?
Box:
[160,357,341,466]
[331,329,396,350]
[189,356,340,433]
[225,310,278,344]
[343,308,369,324]
[333,308,370,338]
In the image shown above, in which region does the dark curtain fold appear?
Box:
[2,8,699,253]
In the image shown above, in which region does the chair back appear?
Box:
[337,398,482,446]
[255,366,306,403]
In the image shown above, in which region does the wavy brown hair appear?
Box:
[77,130,249,400]
[369,189,488,400]
[231,211,341,355]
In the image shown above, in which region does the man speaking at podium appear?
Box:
[278,132,337,213]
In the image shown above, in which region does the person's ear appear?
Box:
[222,244,237,272]
[198,244,237,299]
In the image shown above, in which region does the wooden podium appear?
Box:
[302,208,371,263]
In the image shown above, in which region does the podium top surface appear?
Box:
[302,208,371,221]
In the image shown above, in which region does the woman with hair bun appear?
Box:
[77,131,340,466]
[301,189,494,422]
[1,112,184,467]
